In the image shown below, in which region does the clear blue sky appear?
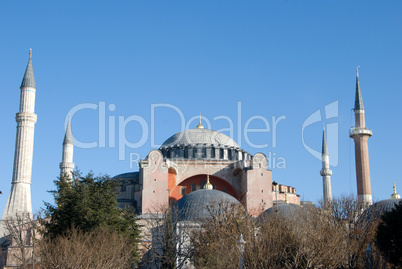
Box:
[1,1,401,213]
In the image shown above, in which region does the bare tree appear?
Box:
[138,206,196,269]
[190,195,386,269]
[325,195,381,268]
[38,226,134,269]
[0,212,38,269]
[191,202,250,269]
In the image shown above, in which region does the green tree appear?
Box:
[42,171,140,260]
[376,200,402,267]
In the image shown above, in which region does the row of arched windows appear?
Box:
[162,147,251,161]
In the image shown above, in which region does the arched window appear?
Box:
[202,148,206,158]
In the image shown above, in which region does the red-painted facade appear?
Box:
[169,174,239,205]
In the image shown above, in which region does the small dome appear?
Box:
[161,128,239,149]
[361,199,401,222]
[112,172,140,188]
[174,189,240,222]
[259,203,301,219]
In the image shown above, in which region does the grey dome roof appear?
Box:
[361,199,401,222]
[112,172,139,184]
[161,128,239,148]
[113,172,139,179]
[259,203,301,219]
[174,189,240,222]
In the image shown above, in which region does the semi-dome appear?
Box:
[113,172,139,181]
[113,172,140,211]
[161,128,239,148]
[361,199,401,222]
[173,189,241,222]
[259,203,301,220]
[361,183,402,222]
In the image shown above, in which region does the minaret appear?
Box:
[1,50,37,224]
[320,125,332,206]
[59,116,74,180]
[349,68,373,205]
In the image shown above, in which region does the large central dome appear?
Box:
[159,128,250,161]
[161,128,239,148]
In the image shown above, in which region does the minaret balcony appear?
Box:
[349,127,372,137]
[320,169,332,177]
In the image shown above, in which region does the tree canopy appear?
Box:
[42,172,140,259]
[376,200,402,267]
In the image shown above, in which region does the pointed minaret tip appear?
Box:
[63,116,73,145]
[196,113,204,129]
[354,66,364,111]
[21,49,36,89]
[322,125,328,155]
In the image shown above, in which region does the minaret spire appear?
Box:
[60,115,75,180]
[320,125,332,207]
[354,67,364,111]
[20,49,36,89]
[1,50,37,234]
[322,124,328,155]
[349,68,373,205]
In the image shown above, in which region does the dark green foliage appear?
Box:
[376,200,402,267]
[43,171,140,259]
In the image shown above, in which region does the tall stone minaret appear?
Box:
[1,49,37,224]
[349,68,373,205]
[59,116,74,180]
[320,125,332,207]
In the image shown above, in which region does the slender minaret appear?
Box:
[59,116,74,180]
[1,50,37,225]
[320,125,332,207]
[349,68,373,205]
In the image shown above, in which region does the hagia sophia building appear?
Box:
[1,50,401,239]
[114,118,299,216]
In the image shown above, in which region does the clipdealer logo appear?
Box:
[301,101,339,167]
[64,101,288,169]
